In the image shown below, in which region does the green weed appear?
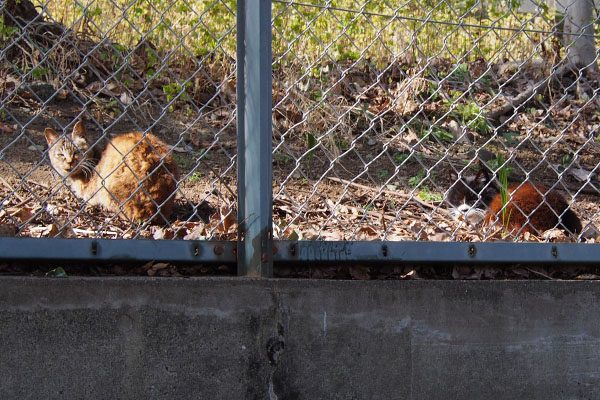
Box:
[495,153,513,231]
[274,152,294,164]
[430,126,453,143]
[502,131,519,145]
[395,152,422,164]
[31,66,51,80]
[188,171,202,183]
[452,103,491,135]
[163,82,190,111]
[305,132,317,166]
[0,16,19,41]
[377,169,389,179]
[418,187,443,202]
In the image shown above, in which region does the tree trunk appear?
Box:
[561,0,599,73]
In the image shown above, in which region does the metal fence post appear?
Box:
[237,0,273,277]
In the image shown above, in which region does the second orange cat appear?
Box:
[484,182,582,235]
[447,168,582,235]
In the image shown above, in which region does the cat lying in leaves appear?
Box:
[45,121,179,224]
[446,167,581,236]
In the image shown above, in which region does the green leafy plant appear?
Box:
[31,66,51,80]
[453,103,491,135]
[503,131,520,146]
[450,63,470,82]
[173,154,194,170]
[162,82,190,111]
[478,72,493,87]
[145,47,160,78]
[430,126,453,143]
[105,99,121,116]
[395,152,422,164]
[495,153,512,231]
[188,171,202,183]
[409,169,437,190]
[561,153,573,167]
[274,152,294,164]
[376,169,389,179]
[418,187,443,202]
[395,153,411,164]
[0,16,19,41]
[408,169,427,187]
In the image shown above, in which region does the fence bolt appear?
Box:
[90,240,98,256]
[382,244,388,257]
[213,245,223,256]
[289,243,297,257]
[468,244,476,258]
[191,243,200,257]
[552,246,558,258]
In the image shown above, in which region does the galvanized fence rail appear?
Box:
[1,0,600,275]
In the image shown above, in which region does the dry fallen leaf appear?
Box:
[140,260,154,273]
[219,206,236,233]
[355,224,378,239]
[430,232,452,241]
[183,224,206,240]
[41,223,59,237]
[400,269,419,279]
[6,204,37,223]
[147,262,170,276]
[153,227,174,240]
[56,89,69,100]
[0,122,15,133]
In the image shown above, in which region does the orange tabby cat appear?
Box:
[44,121,179,223]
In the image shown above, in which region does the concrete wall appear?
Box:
[1,277,600,399]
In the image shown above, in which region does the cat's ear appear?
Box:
[448,169,459,182]
[71,120,86,140]
[474,167,490,185]
[44,128,60,146]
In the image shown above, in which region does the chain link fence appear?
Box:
[0,0,599,247]
[270,0,600,243]
[1,0,238,240]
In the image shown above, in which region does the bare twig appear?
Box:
[486,63,571,120]
[0,176,25,203]
[326,176,447,213]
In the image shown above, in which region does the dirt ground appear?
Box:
[1,92,600,246]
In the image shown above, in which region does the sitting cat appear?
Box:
[447,167,581,235]
[44,121,179,223]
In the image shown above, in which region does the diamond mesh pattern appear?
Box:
[271,0,600,242]
[1,0,598,242]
